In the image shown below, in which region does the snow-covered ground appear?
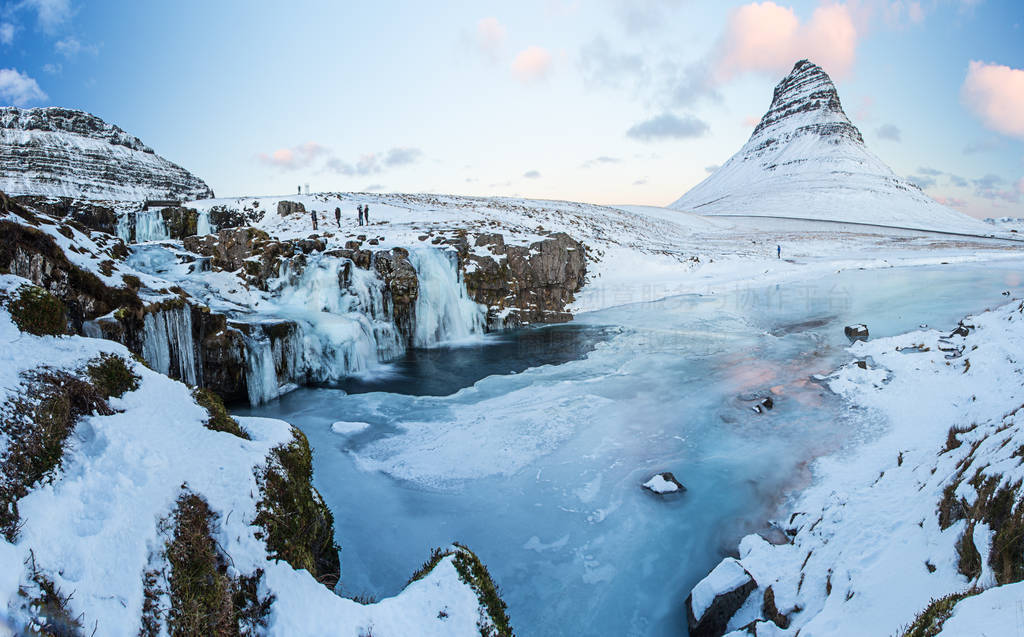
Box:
[0,273,503,636]
[689,296,1024,636]
[185,191,1023,318]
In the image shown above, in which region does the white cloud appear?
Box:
[961,60,1024,140]
[511,46,552,82]
[0,68,47,106]
[19,0,72,33]
[0,23,15,45]
[55,36,98,58]
[257,142,328,170]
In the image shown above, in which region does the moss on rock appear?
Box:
[192,388,249,439]
[253,427,340,588]
[7,284,67,336]
[85,353,139,399]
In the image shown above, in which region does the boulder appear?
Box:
[686,558,758,637]
[642,472,686,495]
[844,323,868,342]
[277,200,305,216]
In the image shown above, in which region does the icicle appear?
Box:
[140,306,198,385]
[408,248,487,347]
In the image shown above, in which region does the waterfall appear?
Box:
[116,210,170,243]
[196,209,213,236]
[408,248,487,347]
[141,306,198,386]
[234,248,486,405]
[136,210,170,242]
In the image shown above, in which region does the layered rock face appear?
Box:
[446,232,587,328]
[670,60,987,233]
[0,107,213,202]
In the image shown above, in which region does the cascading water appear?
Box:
[238,249,486,405]
[408,248,487,347]
[141,305,198,386]
[117,210,170,243]
[196,209,213,236]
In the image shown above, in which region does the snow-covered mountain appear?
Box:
[671,60,988,233]
[0,107,213,201]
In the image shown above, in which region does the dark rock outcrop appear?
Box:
[0,107,213,201]
[183,227,326,290]
[844,324,869,342]
[10,195,120,236]
[277,200,305,216]
[373,248,419,340]
[447,232,586,328]
[161,206,201,239]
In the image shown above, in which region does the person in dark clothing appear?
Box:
[311,209,318,231]
[357,204,363,225]
[334,207,341,226]
[777,244,781,259]
[363,204,369,224]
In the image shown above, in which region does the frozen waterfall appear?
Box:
[408,248,487,347]
[117,209,170,243]
[140,305,199,386]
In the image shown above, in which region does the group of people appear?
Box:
[309,204,372,231]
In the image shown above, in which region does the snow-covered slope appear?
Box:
[670,60,988,234]
[0,107,213,201]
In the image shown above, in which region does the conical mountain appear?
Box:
[670,60,986,233]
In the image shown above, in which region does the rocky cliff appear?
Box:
[0,107,213,202]
[670,60,988,233]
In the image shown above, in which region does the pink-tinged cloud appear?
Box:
[258,141,327,170]
[716,2,858,81]
[511,46,552,82]
[933,195,968,209]
[477,17,505,57]
[742,116,761,127]
[961,61,1024,140]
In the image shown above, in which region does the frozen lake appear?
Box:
[238,262,1024,636]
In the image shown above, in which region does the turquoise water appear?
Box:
[240,262,1024,636]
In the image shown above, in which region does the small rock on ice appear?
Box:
[642,472,686,495]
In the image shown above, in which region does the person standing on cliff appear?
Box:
[334,207,341,226]
[357,204,364,225]
[777,244,781,259]
[364,204,370,224]
[311,209,318,231]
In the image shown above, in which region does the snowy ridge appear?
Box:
[671,60,989,234]
[0,107,213,201]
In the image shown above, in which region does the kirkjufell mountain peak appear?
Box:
[671,60,988,233]
[0,106,213,202]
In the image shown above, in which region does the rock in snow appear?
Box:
[0,107,213,201]
[686,557,758,637]
[670,60,989,234]
[844,323,869,341]
[642,472,686,495]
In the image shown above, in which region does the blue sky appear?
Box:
[0,0,1021,218]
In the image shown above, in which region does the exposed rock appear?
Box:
[160,206,200,239]
[844,324,869,342]
[10,195,120,236]
[277,200,305,216]
[642,472,686,495]
[686,558,758,637]
[0,106,213,201]
[450,231,586,328]
[373,248,419,340]
[762,585,790,629]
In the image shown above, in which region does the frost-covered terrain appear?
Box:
[0,107,213,201]
[687,294,1024,636]
[670,61,990,235]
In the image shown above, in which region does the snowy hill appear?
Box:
[670,60,989,234]
[0,107,213,202]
